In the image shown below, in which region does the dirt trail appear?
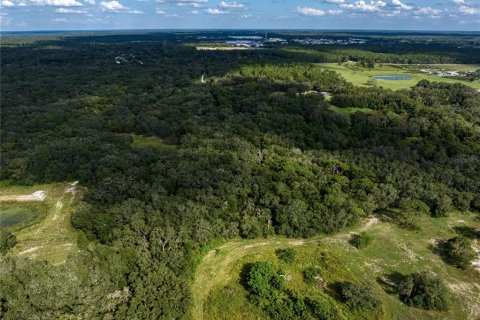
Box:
[472,239,480,272]
[190,214,480,320]
[191,236,312,320]
[190,216,379,320]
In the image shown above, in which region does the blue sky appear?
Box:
[1,0,479,31]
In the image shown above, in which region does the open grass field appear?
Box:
[192,212,480,320]
[131,134,178,150]
[0,182,83,264]
[317,63,480,90]
[329,106,374,115]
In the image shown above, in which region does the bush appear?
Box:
[350,232,374,249]
[0,229,17,254]
[246,261,284,301]
[398,271,449,311]
[340,282,380,309]
[442,236,475,269]
[397,199,430,230]
[244,262,338,319]
[430,195,452,217]
[305,297,337,320]
[303,267,322,285]
[276,248,297,263]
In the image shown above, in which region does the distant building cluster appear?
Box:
[226,35,288,48]
[292,38,367,45]
[419,68,480,78]
[225,36,367,48]
[115,54,144,65]
[195,35,368,49]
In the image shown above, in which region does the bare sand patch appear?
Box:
[0,190,46,202]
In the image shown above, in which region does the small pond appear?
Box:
[0,206,39,228]
[371,75,412,80]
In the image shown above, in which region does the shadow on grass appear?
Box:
[453,226,479,239]
[325,281,344,303]
[375,208,422,231]
[376,271,405,295]
[375,208,397,224]
[239,262,253,290]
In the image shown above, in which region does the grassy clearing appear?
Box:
[0,182,83,264]
[132,134,173,149]
[329,106,374,115]
[192,212,480,320]
[317,63,480,90]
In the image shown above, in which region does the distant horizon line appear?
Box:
[2,28,480,34]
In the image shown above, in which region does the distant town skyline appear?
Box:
[1,0,479,31]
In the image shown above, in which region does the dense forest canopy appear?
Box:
[0,31,479,319]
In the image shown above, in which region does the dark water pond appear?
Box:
[0,207,39,228]
[372,75,412,80]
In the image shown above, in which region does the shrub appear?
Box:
[397,199,430,230]
[0,229,17,254]
[350,232,373,249]
[340,282,380,309]
[442,236,476,269]
[276,248,297,263]
[246,261,284,301]
[243,262,338,319]
[398,272,449,311]
[305,297,337,320]
[430,195,452,217]
[303,267,322,285]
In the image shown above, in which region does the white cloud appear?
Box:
[218,1,245,10]
[327,9,343,14]
[1,0,15,7]
[452,0,464,4]
[458,5,480,14]
[325,0,345,3]
[190,9,198,13]
[391,0,412,11]
[414,6,442,15]
[55,7,86,12]
[156,8,166,13]
[204,8,228,14]
[84,0,95,4]
[176,2,200,7]
[156,0,207,7]
[30,0,83,6]
[340,1,386,12]
[52,17,68,22]
[99,0,127,11]
[294,6,325,16]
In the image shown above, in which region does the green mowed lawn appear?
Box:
[317,63,480,90]
[195,212,480,320]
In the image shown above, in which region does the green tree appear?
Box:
[340,282,380,309]
[350,232,374,249]
[398,272,449,311]
[442,236,475,269]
